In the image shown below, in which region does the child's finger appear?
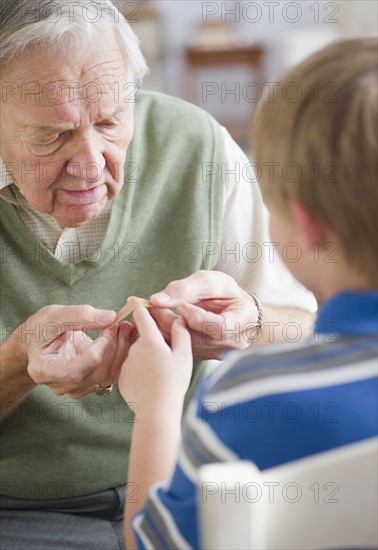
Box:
[132,306,167,345]
[171,317,192,358]
[149,307,178,333]
[117,321,139,345]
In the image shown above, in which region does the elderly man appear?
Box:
[0,1,316,548]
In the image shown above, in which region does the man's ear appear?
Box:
[287,198,329,249]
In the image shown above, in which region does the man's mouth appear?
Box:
[59,184,108,205]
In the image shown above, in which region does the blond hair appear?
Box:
[252,38,377,283]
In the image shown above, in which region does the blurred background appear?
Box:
[118,0,377,150]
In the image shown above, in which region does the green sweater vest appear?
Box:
[0,91,225,500]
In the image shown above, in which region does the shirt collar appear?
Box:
[316,290,378,337]
[0,156,16,190]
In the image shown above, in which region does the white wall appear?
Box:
[135,1,377,133]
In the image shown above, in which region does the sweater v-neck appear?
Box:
[0,159,137,286]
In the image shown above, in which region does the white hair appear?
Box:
[0,0,149,83]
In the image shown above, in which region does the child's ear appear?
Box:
[287,198,329,249]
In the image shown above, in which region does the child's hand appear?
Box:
[118,307,193,411]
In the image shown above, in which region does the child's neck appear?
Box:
[314,265,377,305]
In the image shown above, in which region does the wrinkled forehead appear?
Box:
[0,32,133,109]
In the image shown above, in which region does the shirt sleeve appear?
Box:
[131,332,378,549]
[214,127,317,313]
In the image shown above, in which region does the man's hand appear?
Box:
[148,271,259,360]
[118,307,192,410]
[15,305,137,399]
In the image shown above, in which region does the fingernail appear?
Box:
[176,317,186,327]
[151,292,170,303]
[97,310,117,324]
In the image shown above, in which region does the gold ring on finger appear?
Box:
[93,384,113,396]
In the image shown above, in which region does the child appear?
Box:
[118,37,378,549]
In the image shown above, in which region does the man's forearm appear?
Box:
[0,330,35,421]
[257,304,315,346]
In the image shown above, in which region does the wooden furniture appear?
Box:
[185,43,265,74]
[184,40,266,145]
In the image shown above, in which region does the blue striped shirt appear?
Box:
[132,291,378,549]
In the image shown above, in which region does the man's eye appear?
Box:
[96,120,124,137]
[95,122,124,141]
[28,134,65,155]
[101,121,117,127]
[97,121,119,130]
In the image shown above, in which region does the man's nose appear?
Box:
[65,134,106,182]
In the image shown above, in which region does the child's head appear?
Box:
[252,38,377,291]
